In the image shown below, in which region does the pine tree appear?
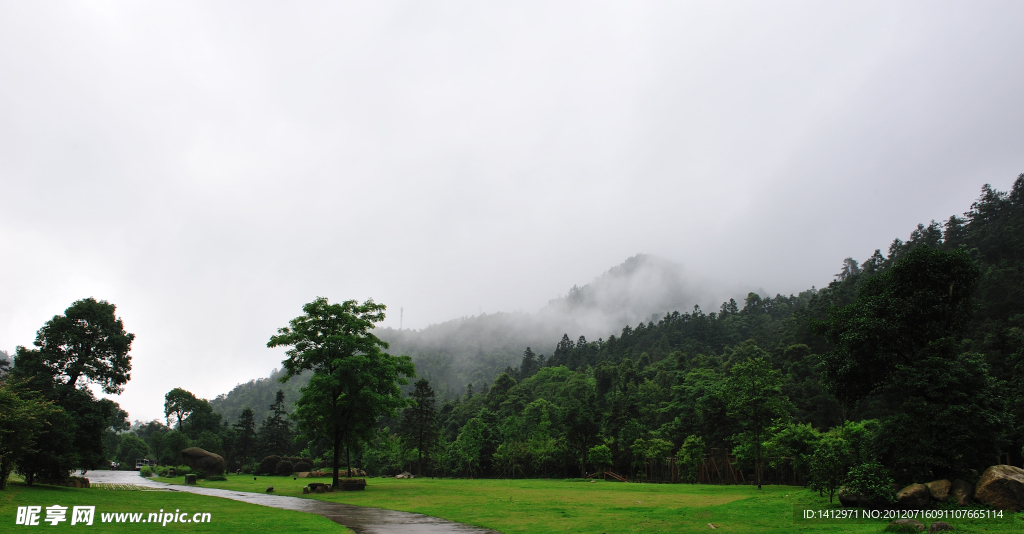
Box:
[233,407,257,469]
[400,379,440,477]
[257,390,294,457]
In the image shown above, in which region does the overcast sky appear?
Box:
[2,1,1021,423]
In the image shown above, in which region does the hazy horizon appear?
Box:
[2,1,1022,422]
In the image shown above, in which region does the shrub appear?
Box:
[845,462,896,505]
[154,465,170,476]
[175,465,193,476]
[276,460,294,476]
[139,466,153,477]
[257,456,281,476]
[293,461,312,472]
[241,461,258,474]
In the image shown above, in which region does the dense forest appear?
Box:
[111,177,1023,494]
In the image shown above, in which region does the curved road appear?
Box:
[84,471,499,534]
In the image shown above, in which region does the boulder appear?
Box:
[896,484,931,509]
[924,480,951,502]
[838,491,858,507]
[181,447,226,476]
[302,486,309,494]
[887,519,925,532]
[295,472,311,478]
[949,479,974,506]
[837,487,860,508]
[927,521,953,533]
[837,487,882,509]
[66,476,90,489]
[974,465,1024,512]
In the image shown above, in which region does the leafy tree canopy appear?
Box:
[268,297,414,486]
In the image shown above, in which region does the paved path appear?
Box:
[83,471,499,534]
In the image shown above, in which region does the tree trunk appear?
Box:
[756,438,762,490]
[581,446,588,479]
[0,456,10,491]
[332,431,341,488]
[346,443,351,477]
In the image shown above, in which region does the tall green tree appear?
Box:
[562,374,600,478]
[164,388,199,430]
[0,378,62,490]
[11,298,133,475]
[400,378,439,477]
[15,298,134,394]
[268,297,415,487]
[233,407,258,469]
[258,390,294,456]
[726,345,793,490]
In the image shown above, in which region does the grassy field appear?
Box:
[164,474,1024,533]
[0,478,351,533]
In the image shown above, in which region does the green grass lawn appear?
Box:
[164,474,1024,533]
[0,478,351,532]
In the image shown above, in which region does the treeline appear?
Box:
[106,388,302,474]
[359,177,1024,489]
[29,176,1018,498]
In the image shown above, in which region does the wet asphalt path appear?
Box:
[84,471,500,534]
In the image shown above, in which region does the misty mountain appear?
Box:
[541,254,752,333]
[210,254,751,417]
[377,254,753,395]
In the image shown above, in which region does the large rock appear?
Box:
[181,447,225,476]
[974,465,1024,512]
[837,487,885,509]
[949,479,974,506]
[66,477,90,489]
[897,483,931,509]
[837,487,860,508]
[924,480,951,502]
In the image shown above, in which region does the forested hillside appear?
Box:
[366,177,1024,485]
[197,177,1022,490]
[210,368,308,425]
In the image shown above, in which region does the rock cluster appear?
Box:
[841,464,1024,513]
